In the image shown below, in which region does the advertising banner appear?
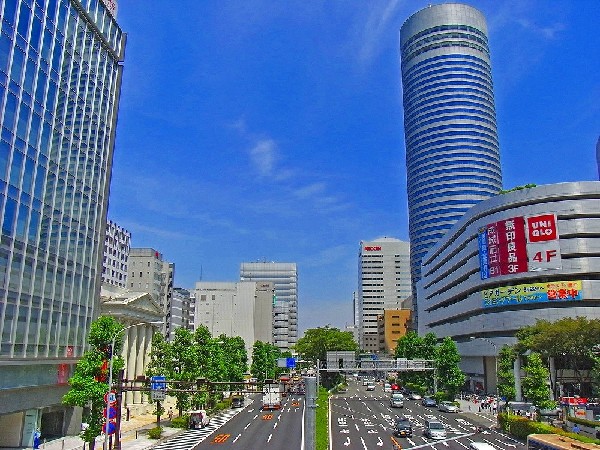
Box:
[482,280,582,308]
[478,213,562,279]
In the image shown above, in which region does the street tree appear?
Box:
[516,317,600,389]
[63,316,125,450]
[394,331,438,391]
[435,337,465,400]
[294,326,358,363]
[497,345,517,401]
[522,352,556,412]
[221,335,248,384]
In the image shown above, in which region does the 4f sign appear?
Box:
[527,214,558,242]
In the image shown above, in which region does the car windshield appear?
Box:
[397,421,410,428]
[430,422,444,429]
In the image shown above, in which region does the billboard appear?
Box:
[482,280,582,308]
[478,213,561,279]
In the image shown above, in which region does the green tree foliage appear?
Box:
[522,352,555,410]
[435,337,465,399]
[62,316,126,448]
[498,184,537,194]
[394,331,438,391]
[497,345,517,401]
[146,325,248,414]
[250,341,281,381]
[516,317,600,389]
[293,326,358,364]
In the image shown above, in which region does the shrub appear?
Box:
[170,415,188,429]
[434,391,449,403]
[567,416,600,428]
[498,413,600,444]
[147,426,163,439]
[316,386,329,450]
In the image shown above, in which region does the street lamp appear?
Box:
[470,336,498,396]
[104,321,162,450]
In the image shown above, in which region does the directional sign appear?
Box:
[104,391,117,405]
[150,375,166,401]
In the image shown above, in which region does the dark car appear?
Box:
[231,396,244,408]
[394,417,413,437]
[422,397,437,407]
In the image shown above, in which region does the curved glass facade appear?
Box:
[0,0,125,362]
[400,4,503,325]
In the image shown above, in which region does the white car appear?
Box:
[384,383,392,392]
[408,392,422,400]
[470,443,496,450]
[366,383,376,391]
[438,401,459,412]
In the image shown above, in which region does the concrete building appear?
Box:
[99,285,163,414]
[240,262,298,351]
[358,238,411,352]
[377,309,412,355]
[127,248,173,333]
[417,182,600,396]
[0,0,126,446]
[102,220,130,288]
[167,287,194,340]
[400,3,503,328]
[193,281,274,357]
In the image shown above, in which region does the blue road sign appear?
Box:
[151,375,166,390]
[286,357,296,369]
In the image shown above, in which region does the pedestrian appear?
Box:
[168,407,174,421]
[572,424,580,434]
[33,429,41,450]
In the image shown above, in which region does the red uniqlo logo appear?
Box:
[527,214,557,242]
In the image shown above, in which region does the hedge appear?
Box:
[147,426,163,439]
[498,413,600,444]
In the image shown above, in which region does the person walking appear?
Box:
[168,407,174,421]
[572,424,580,434]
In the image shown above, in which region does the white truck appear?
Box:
[262,381,282,410]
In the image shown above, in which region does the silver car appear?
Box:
[438,401,459,413]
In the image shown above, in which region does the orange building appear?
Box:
[378,310,412,355]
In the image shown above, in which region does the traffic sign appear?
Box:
[104,391,117,405]
[150,375,167,401]
[286,357,296,369]
[103,406,117,420]
[102,422,116,435]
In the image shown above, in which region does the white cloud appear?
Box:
[294,182,327,199]
[249,139,278,177]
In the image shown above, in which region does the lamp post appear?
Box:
[470,336,498,396]
[104,321,162,450]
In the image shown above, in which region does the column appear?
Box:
[126,327,137,406]
[134,326,145,404]
[514,356,522,402]
[142,325,152,404]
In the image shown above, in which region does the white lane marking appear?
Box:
[355,423,360,431]
[377,436,384,446]
[267,433,272,443]
[344,437,351,446]
[274,422,278,429]
[360,436,368,450]
[244,422,251,430]
[233,434,241,443]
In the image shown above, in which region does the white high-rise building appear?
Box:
[102,220,131,287]
[358,238,411,352]
[240,262,298,351]
[193,281,274,356]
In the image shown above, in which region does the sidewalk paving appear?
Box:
[456,398,499,428]
[10,413,183,450]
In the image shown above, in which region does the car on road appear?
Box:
[393,417,413,437]
[424,420,447,440]
[362,378,371,386]
[438,401,459,413]
[384,383,392,392]
[231,396,244,408]
[469,443,497,450]
[366,383,376,391]
[407,392,422,400]
[389,392,404,408]
[422,397,437,407]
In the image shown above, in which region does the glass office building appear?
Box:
[0,0,125,444]
[400,4,503,327]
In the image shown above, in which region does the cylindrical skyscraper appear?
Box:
[400,4,503,326]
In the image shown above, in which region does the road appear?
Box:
[331,378,525,450]
[151,393,305,450]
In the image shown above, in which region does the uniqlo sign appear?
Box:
[526,214,558,242]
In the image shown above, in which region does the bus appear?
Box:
[527,434,599,450]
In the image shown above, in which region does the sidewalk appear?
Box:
[456,398,499,428]
[14,413,183,450]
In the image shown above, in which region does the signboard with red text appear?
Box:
[478,213,561,279]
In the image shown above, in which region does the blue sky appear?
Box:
[108,1,599,333]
